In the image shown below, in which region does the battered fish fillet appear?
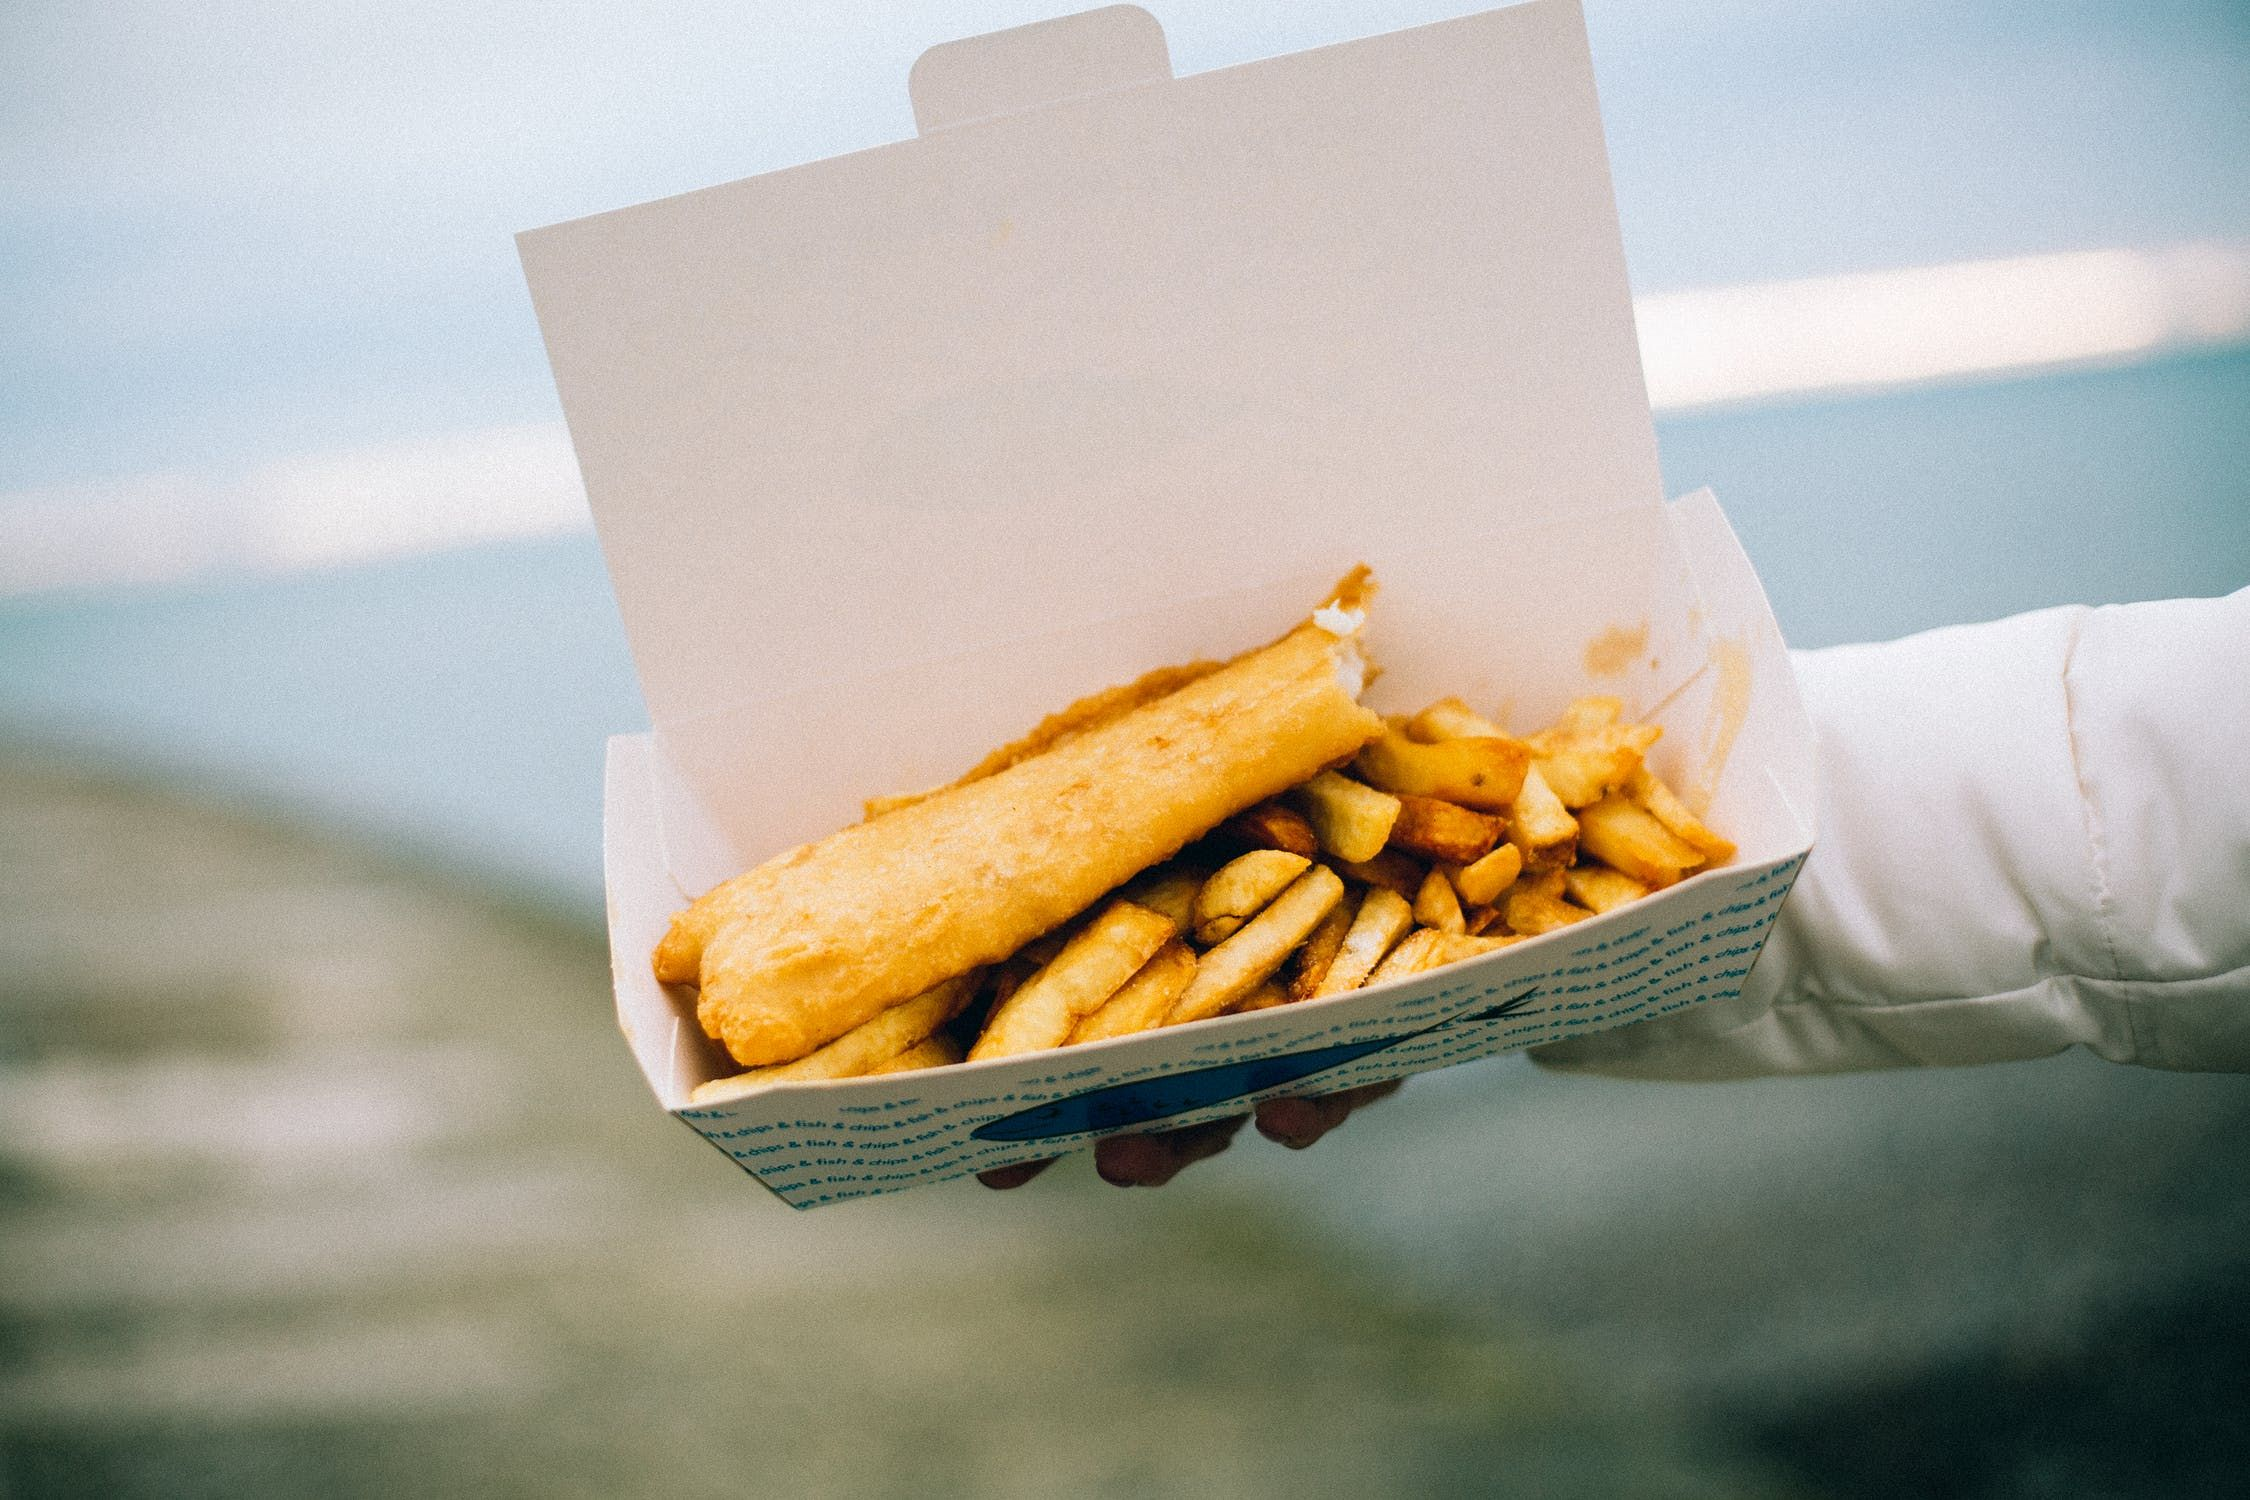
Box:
[659,581,1382,1067]
[860,658,1223,820]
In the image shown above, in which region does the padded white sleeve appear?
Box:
[1534,588,2250,1078]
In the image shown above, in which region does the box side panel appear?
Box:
[1655,489,1818,853]
[605,735,733,1107]
[680,852,1802,1209]
[1353,499,1705,730]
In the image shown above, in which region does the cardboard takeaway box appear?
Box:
[519,0,1815,1209]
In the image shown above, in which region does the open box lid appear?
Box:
[520,0,1660,812]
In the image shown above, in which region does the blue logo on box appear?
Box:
[970,987,1543,1143]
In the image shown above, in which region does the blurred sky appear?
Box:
[5,0,2246,491]
[3,0,2247,901]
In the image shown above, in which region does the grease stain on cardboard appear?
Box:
[1582,619,1649,677]
[1691,634,1754,815]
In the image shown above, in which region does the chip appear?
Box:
[1353,723,1530,810]
[1169,866,1347,1024]
[1575,792,1704,889]
[1445,843,1524,908]
[1412,866,1467,934]
[1194,850,1315,946]
[969,900,1176,1059]
[1387,793,1505,863]
[1289,770,1403,864]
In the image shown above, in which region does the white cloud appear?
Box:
[0,422,588,595]
[1638,240,2250,412]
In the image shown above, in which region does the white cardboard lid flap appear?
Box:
[519,0,1660,751]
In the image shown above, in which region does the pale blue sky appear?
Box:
[6,1,2247,492]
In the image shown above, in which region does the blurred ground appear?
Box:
[3,754,2244,1498]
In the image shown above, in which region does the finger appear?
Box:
[977,1158,1055,1190]
[1255,1077,1403,1149]
[1095,1114,1249,1187]
[1095,1131,1179,1186]
[1253,1095,1345,1148]
[1128,1114,1249,1186]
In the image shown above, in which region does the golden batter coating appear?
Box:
[662,595,1381,1067]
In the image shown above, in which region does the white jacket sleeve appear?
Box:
[1534,588,2250,1078]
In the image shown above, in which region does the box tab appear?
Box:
[911,5,1172,134]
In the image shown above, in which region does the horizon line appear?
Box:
[5,238,2247,600]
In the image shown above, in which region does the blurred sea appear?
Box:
[4,351,2246,907]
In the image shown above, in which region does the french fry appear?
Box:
[970,900,1176,1059]
[1366,927,1444,985]
[691,972,979,1102]
[1464,903,1507,936]
[1070,940,1199,1043]
[1387,793,1504,863]
[1313,886,1415,997]
[1288,893,1359,1000]
[1503,867,1567,901]
[1446,843,1524,907]
[1194,850,1313,945]
[1547,695,1623,736]
[1328,849,1427,896]
[1494,867,1568,938]
[1576,792,1703,889]
[1169,866,1347,1024]
[1625,766,1737,864]
[1402,696,1506,742]
[1529,703,1662,808]
[1289,771,1402,863]
[1563,863,1650,914]
[1507,764,1579,870]
[1219,800,1320,859]
[1504,888,1592,935]
[1413,867,1466,934]
[1426,932,1523,968]
[868,1034,965,1074]
[1121,863,1207,932]
[1352,723,1529,810]
[1229,983,1289,1015]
